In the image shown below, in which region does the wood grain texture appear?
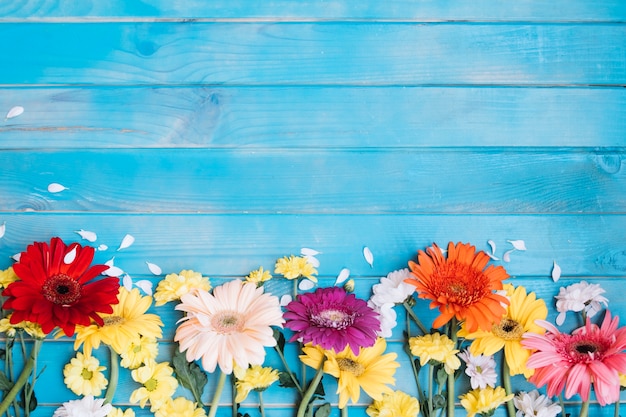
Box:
[1,23,625,85]
[1,87,625,148]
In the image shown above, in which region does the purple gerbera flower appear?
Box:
[284,286,380,352]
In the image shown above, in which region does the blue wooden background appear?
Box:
[0,1,625,416]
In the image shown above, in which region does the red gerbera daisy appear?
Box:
[2,237,120,336]
[406,242,510,332]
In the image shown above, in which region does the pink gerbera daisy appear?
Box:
[522,311,626,406]
[284,286,380,352]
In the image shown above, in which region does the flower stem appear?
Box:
[104,347,119,404]
[208,370,227,417]
[231,373,238,417]
[447,318,458,417]
[296,360,325,417]
[403,301,428,335]
[0,339,42,416]
[341,405,348,417]
[558,394,566,417]
[501,359,516,417]
[274,343,303,394]
[258,391,266,417]
[615,400,620,417]
[427,364,434,416]
[580,398,590,417]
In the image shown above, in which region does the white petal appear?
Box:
[47,183,68,193]
[75,229,97,242]
[135,280,153,295]
[304,255,320,268]
[502,249,515,263]
[5,106,24,119]
[507,239,527,251]
[486,252,500,261]
[363,246,374,267]
[335,268,350,285]
[117,234,135,251]
[122,274,133,291]
[556,311,567,326]
[487,239,497,255]
[146,261,162,275]
[63,246,77,264]
[551,261,562,282]
[12,253,21,262]
[280,294,292,307]
[298,279,315,291]
[104,257,115,267]
[104,265,124,277]
[0,222,5,239]
[97,244,108,251]
[301,247,320,256]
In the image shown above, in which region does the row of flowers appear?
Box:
[0,237,624,417]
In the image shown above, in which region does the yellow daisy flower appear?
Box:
[63,352,108,396]
[274,255,318,282]
[0,266,18,289]
[409,332,461,375]
[366,390,420,417]
[301,338,399,409]
[0,315,45,339]
[108,407,136,417]
[74,287,163,355]
[130,361,179,412]
[234,365,280,403]
[120,336,159,369]
[154,397,207,417]
[458,284,547,377]
[245,267,273,285]
[459,386,514,417]
[154,270,211,306]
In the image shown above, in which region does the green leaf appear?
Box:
[313,376,325,397]
[278,371,297,388]
[0,370,13,391]
[19,383,37,412]
[432,394,446,410]
[273,328,286,352]
[435,367,447,387]
[172,347,208,403]
[314,403,331,417]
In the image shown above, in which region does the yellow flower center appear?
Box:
[81,368,93,380]
[103,316,125,326]
[212,311,244,334]
[337,358,365,377]
[145,377,158,391]
[42,274,82,305]
[492,318,524,340]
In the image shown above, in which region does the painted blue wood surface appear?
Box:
[0,1,624,416]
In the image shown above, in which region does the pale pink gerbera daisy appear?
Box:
[175,279,284,375]
[522,311,626,406]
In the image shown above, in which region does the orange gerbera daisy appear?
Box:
[406,242,509,332]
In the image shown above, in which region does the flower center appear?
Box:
[81,368,93,380]
[145,377,158,391]
[433,262,489,306]
[102,316,125,326]
[311,307,354,330]
[492,318,524,341]
[336,358,365,377]
[41,274,82,305]
[211,311,244,334]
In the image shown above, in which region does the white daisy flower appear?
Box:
[513,390,561,417]
[458,349,497,389]
[554,281,608,325]
[367,301,397,338]
[370,268,415,307]
[53,396,112,417]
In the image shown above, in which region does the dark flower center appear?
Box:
[336,358,365,377]
[42,274,82,305]
[575,343,598,355]
[492,318,524,341]
[311,307,355,330]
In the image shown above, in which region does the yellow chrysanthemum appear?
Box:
[154,270,211,306]
[301,338,399,409]
[63,352,108,396]
[130,361,179,412]
[120,336,159,369]
[154,397,207,417]
[74,287,163,355]
[0,267,18,289]
[620,373,626,388]
[366,390,420,417]
[234,365,280,403]
[274,255,318,282]
[108,407,136,417]
[0,315,45,339]
[245,267,273,285]
[409,332,461,375]
[459,386,514,417]
[458,284,547,377]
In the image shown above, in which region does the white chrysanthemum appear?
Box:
[513,390,561,417]
[52,395,112,417]
[367,301,397,338]
[458,349,497,389]
[555,281,608,325]
[370,268,415,307]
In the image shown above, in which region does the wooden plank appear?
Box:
[1,23,624,85]
[0,213,624,278]
[0,149,624,214]
[1,87,625,148]
[1,0,626,21]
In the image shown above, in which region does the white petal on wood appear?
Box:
[502,249,515,263]
[75,229,97,242]
[47,183,68,193]
[63,246,77,264]
[363,246,374,267]
[0,222,5,239]
[146,261,162,275]
[135,280,153,296]
[12,253,21,262]
[122,274,133,291]
[556,311,567,326]
[105,257,115,267]
[301,248,320,256]
[486,252,500,261]
[551,261,562,282]
[5,106,24,120]
[298,279,315,291]
[304,255,320,268]
[104,265,124,277]
[117,234,135,251]
[280,294,292,307]
[97,244,108,251]
[487,239,497,255]
[507,240,527,251]
[335,268,350,285]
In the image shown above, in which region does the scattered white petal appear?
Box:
[363,246,374,267]
[135,280,153,295]
[104,257,115,267]
[47,183,68,193]
[486,252,500,261]
[146,261,162,275]
[551,261,562,282]
[122,274,133,291]
[487,239,497,255]
[301,248,320,257]
[304,255,320,268]
[335,268,350,285]
[502,249,515,263]
[556,311,567,326]
[63,246,77,264]
[0,222,5,239]
[298,279,315,291]
[104,265,124,277]
[279,294,292,307]
[75,229,97,242]
[12,253,21,262]
[507,240,527,251]
[117,234,135,251]
[5,106,24,120]
[97,244,108,251]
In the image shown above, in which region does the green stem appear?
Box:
[501,359,516,417]
[231,373,237,417]
[580,398,590,417]
[447,318,457,417]
[258,391,266,417]
[104,348,119,404]
[296,360,325,417]
[274,343,303,394]
[615,399,620,417]
[341,405,348,417]
[403,301,428,335]
[558,394,566,417]
[0,339,42,416]
[5,337,19,417]
[427,364,434,416]
[208,370,227,417]
[405,317,425,406]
